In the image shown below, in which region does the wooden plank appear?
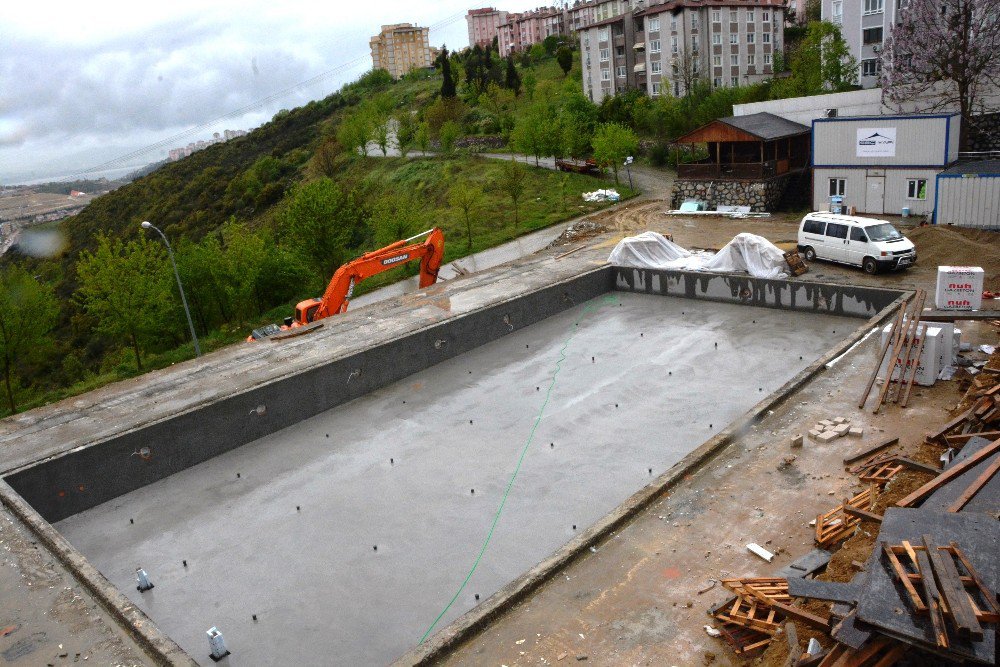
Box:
[875,289,924,411]
[927,405,977,444]
[896,438,1000,507]
[843,437,900,465]
[869,644,907,667]
[769,600,830,630]
[890,309,923,405]
[900,325,927,407]
[944,431,1000,445]
[914,549,949,648]
[894,458,941,475]
[948,542,1000,617]
[946,454,1000,512]
[922,535,982,641]
[859,302,906,409]
[882,542,925,612]
[842,504,882,523]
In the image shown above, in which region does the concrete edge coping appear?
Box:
[0,479,197,667]
[393,291,912,666]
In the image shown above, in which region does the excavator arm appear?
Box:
[294,227,445,326]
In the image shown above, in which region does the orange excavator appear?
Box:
[247,228,445,341]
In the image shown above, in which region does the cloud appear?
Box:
[0,1,481,182]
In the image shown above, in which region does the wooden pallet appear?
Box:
[881,539,1000,648]
[816,636,907,667]
[784,251,808,276]
[715,621,772,656]
[858,460,903,485]
[816,485,878,549]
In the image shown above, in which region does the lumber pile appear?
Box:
[859,290,931,412]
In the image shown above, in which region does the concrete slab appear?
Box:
[55,294,852,666]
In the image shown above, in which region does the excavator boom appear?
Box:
[294,227,445,326]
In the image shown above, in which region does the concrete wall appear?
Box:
[734,88,882,126]
[814,167,940,216]
[613,268,904,318]
[6,270,612,523]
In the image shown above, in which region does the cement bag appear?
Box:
[607,231,693,270]
[702,233,788,279]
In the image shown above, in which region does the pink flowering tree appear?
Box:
[880,0,1000,149]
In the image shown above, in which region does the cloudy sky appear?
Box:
[1,1,523,184]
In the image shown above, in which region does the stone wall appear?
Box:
[670,174,792,212]
[966,112,1000,152]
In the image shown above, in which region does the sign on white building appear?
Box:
[855,127,896,157]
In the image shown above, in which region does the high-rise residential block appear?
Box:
[370,23,432,79]
[821,0,898,89]
[579,0,784,103]
[467,8,509,48]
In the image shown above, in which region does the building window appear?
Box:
[907,179,927,200]
[692,56,700,74]
[675,82,680,96]
[651,61,662,74]
[730,34,738,44]
[863,0,884,14]
[832,1,843,23]
[600,48,610,62]
[747,9,755,22]
[713,33,722,45]
[713,55,722,66]
[731,76,739,86]
[731,54,739,66]
[764,53,772,65]
[747,33,755,43]
[712,10,721,23]
[671,17,677,30]
[616,66,627,78]
[652,82,662,96]
[599,27,609,41]
[691,15,699,29]
[650,39,661,53]
[762,32,771,43]
[862,27,883,44]
[747,54,755,66]
[829,178,846,197]
[671,36,678,53]
[762,11,770,22]
[616,46,625,56]
[691,35,698,50]
[649,17,660,32]
[713,76,723,87]
[730,10,738,22]
[601,69,610,81]
[861,58,881,76]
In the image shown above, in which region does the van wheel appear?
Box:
[803,247,816,261]
[863,257,879,275]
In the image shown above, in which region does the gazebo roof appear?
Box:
[676,112,811,144]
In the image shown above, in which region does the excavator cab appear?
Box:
[294,299,322,326]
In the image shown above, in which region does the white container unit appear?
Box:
[880,324,942,387]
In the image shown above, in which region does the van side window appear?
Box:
[802,219,825,234]
[826,223,848,239]
[850,227,868,242]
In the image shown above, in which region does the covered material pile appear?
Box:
[608,231,791,279]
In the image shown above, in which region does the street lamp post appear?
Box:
[141,221,201,357]
[624,156,634,192]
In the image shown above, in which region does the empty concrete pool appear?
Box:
[52,291,855,665]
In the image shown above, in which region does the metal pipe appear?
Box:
[141,221,201,357]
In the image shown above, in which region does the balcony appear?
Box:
[677,156,808,180]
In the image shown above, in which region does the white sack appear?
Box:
[701,233,788,279]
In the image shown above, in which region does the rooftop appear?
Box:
[941,159,1000,176]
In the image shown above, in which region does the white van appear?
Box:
[797,212,916,274]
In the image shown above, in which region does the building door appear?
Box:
[865,176,885,214]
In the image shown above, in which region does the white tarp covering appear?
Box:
[608,231,789,279]
[582,189,621,202]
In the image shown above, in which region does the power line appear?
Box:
[77,10,468,176]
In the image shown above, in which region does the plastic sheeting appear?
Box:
[582,189,621,202]
[608,231,789,279]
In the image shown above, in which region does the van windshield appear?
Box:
[865,223,903,242]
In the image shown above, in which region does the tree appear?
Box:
[338,110,373,157]
[0,266,57,413]
[771,21,857,97]
[881,0,1000,149]
[559,85,598,158]
[543,35,561,55]
[75,234,172,372]
[281,179,366,286]
[448,182,485,250]
[592,123,639,184]
[513,100,562,165]
[425,97,466,138]
[369,191,426,248]
[439,120,462,154]
[671,47,705,99]
[523,69,538,99]
[439,46,457,98]
[505,56,522,95]
[395,110,417,157]
[311,138,343,178]
[495,158,528,226]
[479,83,516,138]
[373,119,391,156]
[416,122,431,154]
[556,46,573,77]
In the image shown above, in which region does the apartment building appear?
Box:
[567,0,631,32]
[498,7,568,56]
[580,0,784,103]
[822,0,901,88]
[370,23,433,79]
[467,8,509,48]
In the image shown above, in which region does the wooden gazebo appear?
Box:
[675,112,811,180]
